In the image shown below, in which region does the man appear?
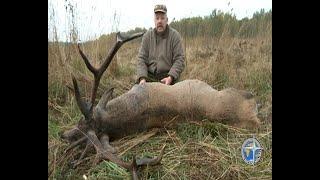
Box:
[137,4,185,85]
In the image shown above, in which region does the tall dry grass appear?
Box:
[48,9,272,179]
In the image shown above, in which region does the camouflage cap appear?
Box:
[154,4,167,14]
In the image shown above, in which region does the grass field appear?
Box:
[48,18,272,179]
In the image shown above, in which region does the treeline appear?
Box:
[126,9,271,39]
[170,9,271,38]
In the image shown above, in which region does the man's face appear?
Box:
[154,12,168,33]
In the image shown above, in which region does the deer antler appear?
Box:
[86,130,165,180]
[73,31,145,119]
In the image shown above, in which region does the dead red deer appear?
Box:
[61,31,261,179]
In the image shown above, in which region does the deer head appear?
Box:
[61,32,165,180]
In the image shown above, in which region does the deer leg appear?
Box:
[136,144,166,166]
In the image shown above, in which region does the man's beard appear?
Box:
[156,25,165,33]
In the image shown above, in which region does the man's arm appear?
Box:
[136,31,150,83]
[168,32,185,81]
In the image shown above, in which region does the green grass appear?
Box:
[48,117,61,139]
[88,161,131,179]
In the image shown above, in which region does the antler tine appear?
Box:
[117,31,145,43]
[77,44,98,76]
[98,31,145,78]
[71,75,90,119]
[86,130,132,168]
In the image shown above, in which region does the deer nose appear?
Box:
[60,127,81,142]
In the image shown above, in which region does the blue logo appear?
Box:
[241,137,263,165]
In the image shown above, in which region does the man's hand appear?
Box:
[161,76,173,85]
[139,78,146,85]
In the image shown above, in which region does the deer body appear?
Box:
[94,79,260,139]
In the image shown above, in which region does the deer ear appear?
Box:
[97,87,114,109]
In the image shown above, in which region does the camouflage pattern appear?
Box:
[154,4,167,13]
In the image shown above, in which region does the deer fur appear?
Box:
[93,79,260,139]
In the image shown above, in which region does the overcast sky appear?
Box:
[48,0,272,42]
